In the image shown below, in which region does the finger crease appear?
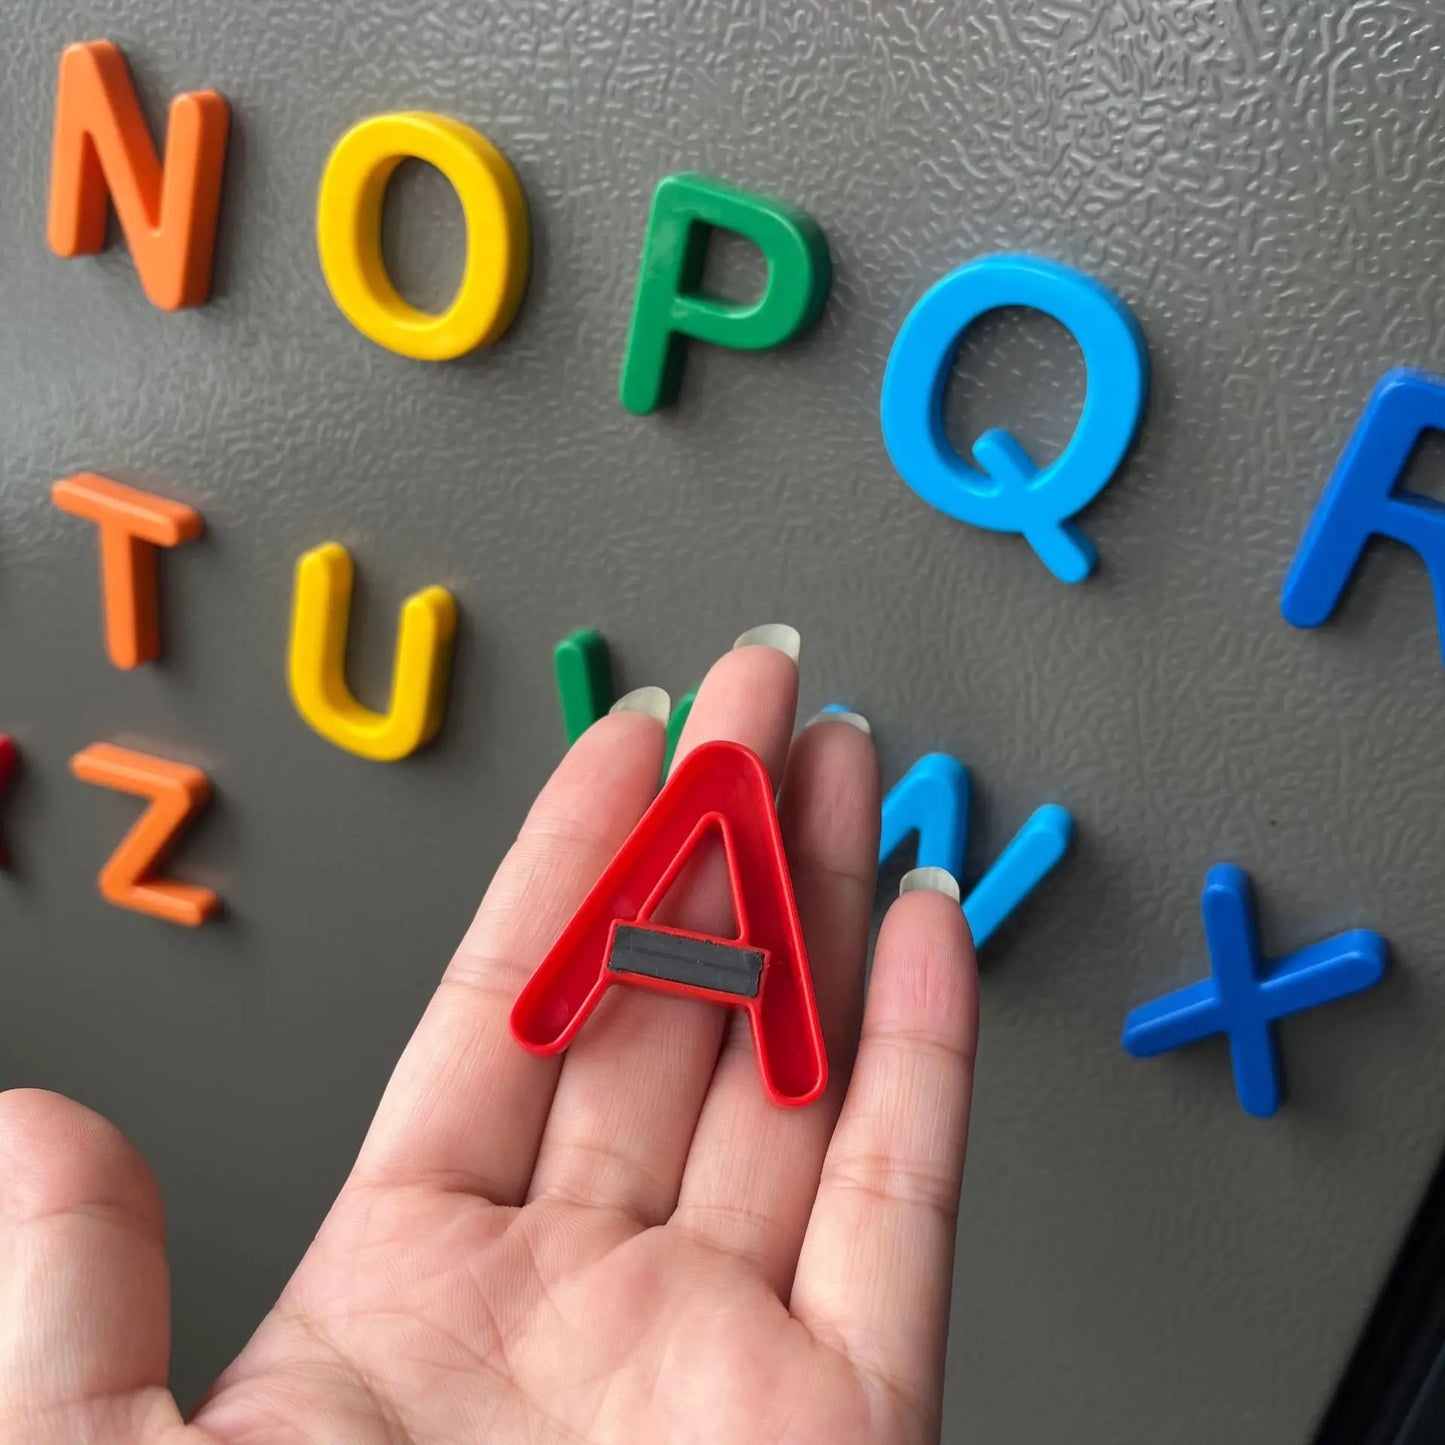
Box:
[867,1028,977,1074]
[534,1137,674,1221]
[672,1199,790,1272]
[788,850,875,897]
[823,1151,960,1220]
[435,962,529,1009]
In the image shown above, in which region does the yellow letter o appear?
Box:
[317,112,529,361]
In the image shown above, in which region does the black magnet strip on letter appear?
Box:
[606,923,765,998]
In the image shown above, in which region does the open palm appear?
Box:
[0,632,978,1445]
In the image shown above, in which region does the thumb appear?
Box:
[0,1088,190,1444]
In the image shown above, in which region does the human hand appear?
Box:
[0,629,978,1444]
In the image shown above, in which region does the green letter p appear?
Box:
[618,173,831,415]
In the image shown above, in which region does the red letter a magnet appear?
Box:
[510,739,826,1108]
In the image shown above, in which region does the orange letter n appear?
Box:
[47,40,230,310]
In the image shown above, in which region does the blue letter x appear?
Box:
[1122,865,1387,1117]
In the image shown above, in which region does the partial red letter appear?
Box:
[0,737,17,869]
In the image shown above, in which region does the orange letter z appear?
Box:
[71,743,219,926]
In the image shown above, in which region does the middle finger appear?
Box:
[525,626,801,1222]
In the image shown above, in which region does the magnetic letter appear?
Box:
[511,739,826,1107]
[317,112,529,360]
[71,743,218,926]
[554,629,614,746]
[0,737,17,869]
[618,173,831,414]
[879,752,1073,948]
[663,692,695,774]
[47,40,229,310]
[1122,865,1386,1117]
[552,628,696,771]
[288,542,457,761]
[1282,368,1445,664]
[52,473,203,669]
[880,254,1148,583]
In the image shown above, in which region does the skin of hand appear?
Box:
[0,630,979,1445]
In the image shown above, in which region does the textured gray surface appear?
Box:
[1,1,1442,1439]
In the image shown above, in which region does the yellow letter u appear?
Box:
[287,542,457,762]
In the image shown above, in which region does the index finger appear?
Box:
[348,698,669,1204]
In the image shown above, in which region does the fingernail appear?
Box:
[733,623,800,664]
[609,685,671,725]
[900,866,961,903]
[805,708,870,736]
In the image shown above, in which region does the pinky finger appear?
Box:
[789,872,978,1432]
